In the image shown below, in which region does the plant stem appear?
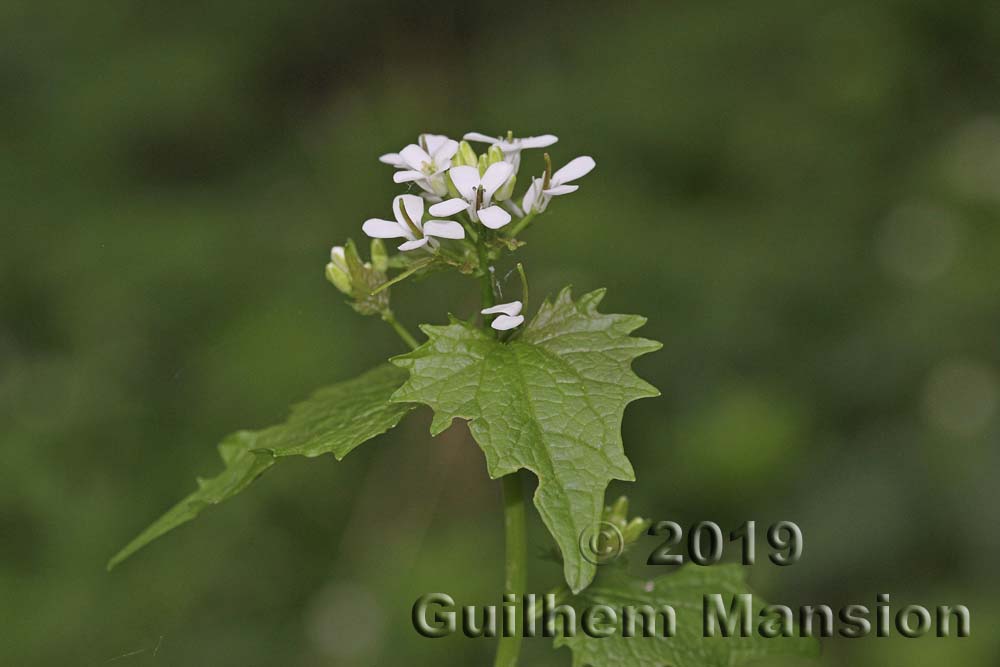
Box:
[476,247,527,667]
[381,310,419,350]
[494,471,528,667]
[478,244,496,314]
[371,258,435,295]
[505,210,537,238]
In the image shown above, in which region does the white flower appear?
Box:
[464,132,558,171]
[522,156,595,214]
[380,134,459,197]
[481,300,524,331]
[362,194,465,251]
[427,163,514,230]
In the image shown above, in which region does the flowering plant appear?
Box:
[111,131,817,666]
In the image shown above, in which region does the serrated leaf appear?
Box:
[556,564,820,666]
[109,364,415,570]
[391,287,661,593]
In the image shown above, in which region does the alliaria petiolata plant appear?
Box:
[110,130,818,667]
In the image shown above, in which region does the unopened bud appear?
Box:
[608,496,629,525]
[370,238,388,273]
[601,495,650,547]
[494,173,516,201]
[445,171,462,199]
[325,246,352,294]
[455,140,478,167]
[622,517,651,544]
[487,144,505,166]
[477,153,489,176]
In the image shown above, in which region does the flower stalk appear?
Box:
[381,310,420,351]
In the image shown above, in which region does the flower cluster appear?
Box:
[370,131,595,249]
[328,130,596,333]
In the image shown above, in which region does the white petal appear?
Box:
[421,134,451,156]
[522,178,541,213]
[481,300,522,316]
[480,162,514,200]
[394,194,425,229]
[379,152,403,166]
[330,246,345,261]
[431,139,458,164]
[552,156,595,185]
[423,220,466,239]
[491,314,525,331]
[518,134,558,149]
[448,166,480,201]
[400,144,432,171]
[543,184,579,196]
[477,205,512,229]
[393,170,425,184]
[428,198,469,217]
[362,218,406,238]
[463,132,499,144]
[398,238,429,251]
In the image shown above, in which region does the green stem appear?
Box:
[515,262,529,313]
[477,246,528,667]
[505,210,537,238]
[370,258,435,295]
[381,310,419,350]
[478,244,496,317]
[494,471,528,667]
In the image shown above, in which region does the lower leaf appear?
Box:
[108,363,415,570]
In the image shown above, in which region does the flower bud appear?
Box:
[445,171,462,199]
[487,144,505,165]
[608,496,629,525]
[622,516,652,544]
[370,238,388,273]
[601,495,650,548]
[477,153,489,176]
[428,174,450,197]
[493,173,516,202]
[325,246,353,294]
[454,140,478,168]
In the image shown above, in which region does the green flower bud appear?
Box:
[455,140,478,167]
[493,173,516,201]
[343,239,390,316]
[608,496,629,525]
[601,495,650,548]
[325,246,353,294]
[477,153,489,176]
[487,144,505,166]
[622,516,652,544]
[445,170,462,199]
[370,238,388,273]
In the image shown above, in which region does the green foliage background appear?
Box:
[2,0,998,664]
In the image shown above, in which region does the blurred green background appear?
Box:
[3,0,999,664]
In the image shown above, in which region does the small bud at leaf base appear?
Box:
[622,517,652,545]
[487,144,504,166]
[609,496,629,523]
[455,140,478,167]
[370,238,388,272]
